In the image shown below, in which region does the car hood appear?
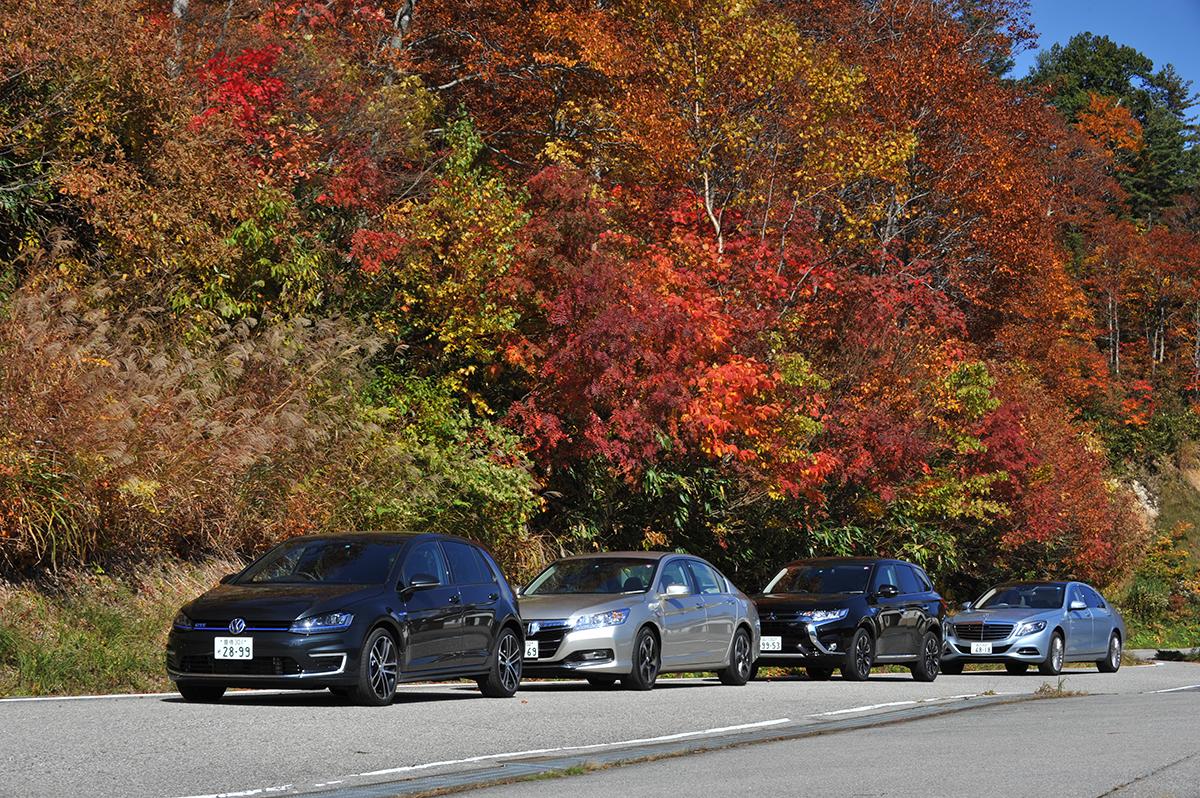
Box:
[184,583,382,622]
[753,592,860,612]
[953,607,1059,624]
[519,593,647,621]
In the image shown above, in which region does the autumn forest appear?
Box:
[2,0,1200,671]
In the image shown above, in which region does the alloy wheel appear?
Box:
[855,633,872,677]
[638,633,659,685]
[498,632,522,694]
[1052,635,1064,671]
[923,636,940,677]
[368,634,399,700]
[734,632,751,680]
[1110,636,1121,669]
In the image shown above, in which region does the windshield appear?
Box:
[975,584,1064,610]
[525,558,657,595]
[239,539,402,585]
[764,564,871,595]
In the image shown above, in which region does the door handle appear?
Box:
[487,593,499,602]
[448,595,461,604]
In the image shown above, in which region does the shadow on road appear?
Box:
[159,686,483,707]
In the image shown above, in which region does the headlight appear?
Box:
[800,609,849,624]
[290,611,354,634]
[572,609,630,631]
[172,611,193,631]
[1014,620,1046,637]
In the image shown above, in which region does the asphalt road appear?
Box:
[471,688,1200,798]
[1,662,1197,798]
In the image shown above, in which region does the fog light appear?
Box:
[828,643,838,651]
[580,649,613,661]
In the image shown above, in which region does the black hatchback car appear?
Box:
[753,557,945,681]
[166,532,524,705]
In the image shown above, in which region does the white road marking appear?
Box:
[808,693,986,718]
[1150,684,1200,694]
[355,717,792,777]
[168,718,792,798]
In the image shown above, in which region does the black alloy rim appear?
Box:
[638,633,659,685]
[499,632,522,693]
[924,636,939,675]
[855,633,872,677]
[369,634,399,700]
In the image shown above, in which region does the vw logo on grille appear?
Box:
[228,618,246,635]
[527,621,540,636]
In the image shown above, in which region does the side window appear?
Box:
[401,541,449,586]
[1069,585,1087,608]
[914,568,934,592]
[871,564,900,592]
[443,541,489,585]
[897,565,924,595]
[687,561,724,595]
[1083,586,1105,609]
[473,547,500,585]
[658,560,693,594]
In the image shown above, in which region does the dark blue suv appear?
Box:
[753,557,945,681]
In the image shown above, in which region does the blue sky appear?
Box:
[1010,0,1200,115]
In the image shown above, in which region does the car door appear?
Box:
[870,563,907,657]
[442,540,499,670]
[1065,583,1094,657]
[1082,585,1113,655]
[656,558,708,667]
[895,565,928,656]
[398,540,463,672]
[685,560,736,666]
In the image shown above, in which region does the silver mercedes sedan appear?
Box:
[942,581,1127,675]
[518,552,760,689]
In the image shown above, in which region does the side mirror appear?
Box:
[516,585,525,597]
[663,583,690,597]
[1069,600,1087,612]
[960,601,972,611]
[877,584,899,599]
[219,573,237,585]
[405,573,441,591]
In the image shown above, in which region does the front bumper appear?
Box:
[941,623,1052,664]
[165,627,359,689]
[755,618,854,667]
[521,619,637,678]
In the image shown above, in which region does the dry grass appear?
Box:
[0,558,240,696]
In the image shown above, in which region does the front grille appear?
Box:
[192,620,291,632]
[954,623,1014,641]
[526,619,570,659]
[179,655,301,676]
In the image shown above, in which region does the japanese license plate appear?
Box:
[214,637,253,660]
[524,640,539,659]
[759,635,782,652]
[970,642,992,655]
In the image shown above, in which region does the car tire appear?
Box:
[840,628,874,681]
[718,628,754,686]
[940,660,964,675]
[1096,633,1122,673]
[176,682,226,703]
[1038,631,1065,676]
[910,632,940,682]
[623,627,660,691]
[585,675,618,689]
[806,667,834,681]
[478,627,523,698]
[748,662,760,681]
[351,627,400,706]
[1005,662,1028,675]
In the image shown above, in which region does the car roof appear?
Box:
[779,556,902,568]
[272,531,477,546]
[554,551,678,562]
[992,581,1071,588]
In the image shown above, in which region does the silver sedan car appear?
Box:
[518,552,760,689]
[942,581,1126,675]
